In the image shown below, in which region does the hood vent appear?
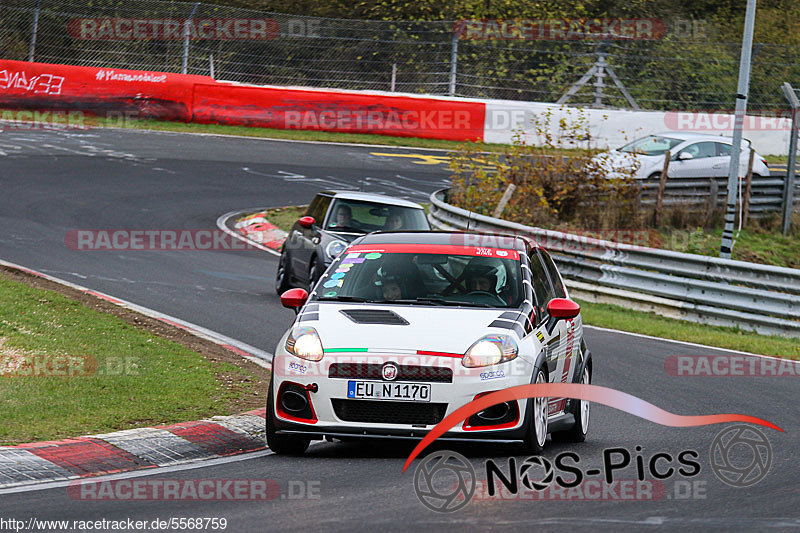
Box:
[340,309,409,325]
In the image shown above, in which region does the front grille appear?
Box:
[331,399,447,425]
[328,363,453,383]
[339,309,409,325]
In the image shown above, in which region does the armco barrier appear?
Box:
[637,174,800,217]
[428,188,800,337]
[0,59,485,141]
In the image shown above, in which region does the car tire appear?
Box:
[522,368,548,454]
[307,257,322,293]
[266,376,311,456]
[551,365,590,443]
[648,172,661,181]
[275,251,292,295]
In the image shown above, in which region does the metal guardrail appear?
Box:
[638,173,800,216]
[429,188,800,337]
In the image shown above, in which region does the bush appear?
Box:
[448,107,642,231]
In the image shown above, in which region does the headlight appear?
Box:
[462,334,518,368]
[326,240,347,260]
[285,327,324,361]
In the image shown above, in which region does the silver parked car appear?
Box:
[593,132,771,180]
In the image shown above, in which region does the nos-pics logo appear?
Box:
[413,425,773,512]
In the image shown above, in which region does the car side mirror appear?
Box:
[678,152,694,161]
[298,216,315,228]
[280,288,308,314]
[545,298,580,334]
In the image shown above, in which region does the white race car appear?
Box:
[267,231,593,455]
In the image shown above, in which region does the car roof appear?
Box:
[357,231,536,252]
[649,132,747,144]
[320,190,425,209]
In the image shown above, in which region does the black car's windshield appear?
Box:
[325,199,429,233]
[314,244,523,308]
[619,135,683,156]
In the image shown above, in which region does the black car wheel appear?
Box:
[307,257,322,293]
[275,252,292,295]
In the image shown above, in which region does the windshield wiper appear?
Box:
[412,297,493,308]
[317,295,373,302]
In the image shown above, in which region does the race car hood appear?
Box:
[304,303,522,355]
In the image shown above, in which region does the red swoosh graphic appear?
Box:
[402,383,783,472]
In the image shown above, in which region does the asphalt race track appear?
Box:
[0,128,798,531]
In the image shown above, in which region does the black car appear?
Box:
[275,190,430,293]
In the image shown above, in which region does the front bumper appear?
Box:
[271,347,543,441]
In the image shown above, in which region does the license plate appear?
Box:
[347,381,431,402]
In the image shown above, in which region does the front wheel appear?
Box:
[275,252,292,295]
[522,368,548,454]
[307,258,322,293]
[266,378,310,456]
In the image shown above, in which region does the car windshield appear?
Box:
[325,199,429,233]
[313,244,524,308]
[619,135,683,156]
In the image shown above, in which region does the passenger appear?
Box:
[384,213,404,231]
[376,269,405,300]
[381,280,403,300]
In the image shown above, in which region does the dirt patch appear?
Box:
[0,266,270,414]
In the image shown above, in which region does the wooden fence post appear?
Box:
[655,151,671,226]
[493,183,517,218]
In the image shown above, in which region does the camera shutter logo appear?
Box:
[710,424,772,488]
[413,451,476,512]
[520,456,555,491]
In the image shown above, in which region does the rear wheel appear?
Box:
[266,377,310,456]
[552,366,590,443]
[522,368,548,454]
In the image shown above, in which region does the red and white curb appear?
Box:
[0,409,267,490]
[216,209,286,257]
[232,210,288,250]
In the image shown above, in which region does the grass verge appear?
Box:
[577,299,800,360]
[658,218,800,269]
[0,269,268,445]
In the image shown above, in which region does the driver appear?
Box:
[333,205,358,229]
[463,264,499,295]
